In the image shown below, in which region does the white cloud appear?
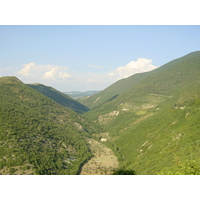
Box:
[16,63,71,81]
[43,68,71,80]
[17,62,35,77]
[14,58,158,91]
[43,68,57,80]
[108,58,158,80]
[65,58,158,91]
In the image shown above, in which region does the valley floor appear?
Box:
[79,139,118,175]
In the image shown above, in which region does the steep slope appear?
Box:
[80,51,200,109]
[84,51,200,174]
[78,72,151,109]
[27,83,89,114]
[0,77,96,175]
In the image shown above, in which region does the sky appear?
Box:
[0,25,200,92]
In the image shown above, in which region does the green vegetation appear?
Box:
[1,51,200,175]
[78,72,152,109]
[112,169,136,175]
[28,83,90,114]
[79,138,118,175]
[157,160,200,175]
[84,51,200,175]
[79,51,200,110]
[0,77,98,175]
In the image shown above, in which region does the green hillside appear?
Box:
[27,84,90,114]
[79,51,200,109]
[84,51,200,174]
[0,77,97,175]
[78,71,151,109]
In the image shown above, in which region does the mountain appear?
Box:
[84,51,200,174]
[65,91,100,99]
[78,72,151,109]
[79,51,200,109]
[27,84,90,114]
[0,77,97,175]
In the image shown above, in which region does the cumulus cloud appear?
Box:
[17,62,35,77]
[14,58,158,91]
[108,58,158,80]
[42,68,71,81]
[17,63,71,81]
[67,58,158,91]
[42,68,57,80]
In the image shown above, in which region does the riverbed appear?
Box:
[80,138,118,175]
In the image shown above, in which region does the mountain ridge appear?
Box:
[79,51,200,109]
[27,83,90,114]
[0,76,96,175]
[84,51,200,174]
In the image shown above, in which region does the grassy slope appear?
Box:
[0,77,96,175]
[84,51,200,174]
[27,83,90,114]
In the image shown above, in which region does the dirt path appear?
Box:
[80,138,118,175]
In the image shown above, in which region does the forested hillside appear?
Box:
[78,71,151,109]
[79,51,200,109]
[84,51,200,174]
[27,83,89,114]
[0,77,97,175]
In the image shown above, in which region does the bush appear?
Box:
[112,169,136,175]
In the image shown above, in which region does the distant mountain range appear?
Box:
[64,91,100,99]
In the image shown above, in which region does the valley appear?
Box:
[79,138,118,175]
[0,51,200,175]
[82,51,200,175]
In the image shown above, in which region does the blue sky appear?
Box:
[0,25,200,92]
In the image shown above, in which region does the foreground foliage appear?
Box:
[157,160,200,175]
[112,169,136,175]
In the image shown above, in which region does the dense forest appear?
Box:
[0,77,99,175]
